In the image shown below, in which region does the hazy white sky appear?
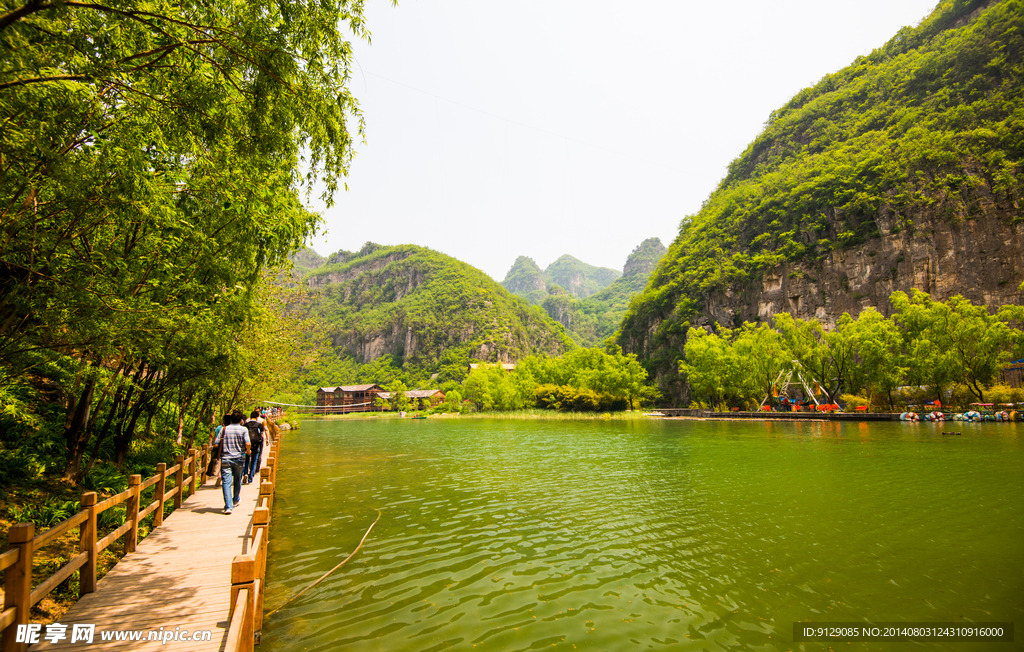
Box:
[308,0,939,281]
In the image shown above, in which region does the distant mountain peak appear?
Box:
[502,256,546,296]
[542,255,620,299]
[622,238,666,277]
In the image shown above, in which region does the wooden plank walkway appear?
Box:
[30,454,268,652]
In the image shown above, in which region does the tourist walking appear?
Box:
[244,409,264,484]
[214,409,251,514]
[206,413,231,481]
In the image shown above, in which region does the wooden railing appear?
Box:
[226,431,282,652]
[1,445,212,651]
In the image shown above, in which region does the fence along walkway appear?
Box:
[0,428,281,652]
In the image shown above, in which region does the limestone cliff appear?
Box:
[707,195,1023,329]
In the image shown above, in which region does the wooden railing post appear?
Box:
[259,468,273,512]
[230,555,256,652]
[80,492,97,595]
[126,474,141,553]
[189,448,198,498]
[267,451,277,485]
[252,507,270,633]
[201,443,210,484]
[174,454,184,508]
[154,463,167,527]
[3,523,34,652]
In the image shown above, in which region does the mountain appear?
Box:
[501,256,547,304]
[540,238,667,345]
[297,243,572,379]
[289,248,327,276]
[543,255,621,299]
[619,0,1024,401]
[581,237,667,309]
[501,254,621,302]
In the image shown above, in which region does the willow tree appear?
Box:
[772,313,858,405]
[893,290,1012,403]
[0,0,373,474]
[847,306,906,410]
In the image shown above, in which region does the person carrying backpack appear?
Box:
[243,409,265,484]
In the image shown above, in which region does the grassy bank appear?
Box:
[302,409,657,421]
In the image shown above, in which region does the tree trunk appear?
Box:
[114,400,148,467]
[176,390,191,446]
[113,366,156,467]
[185,397,209,450]
[79,374,131,479]
[62,375,95,479]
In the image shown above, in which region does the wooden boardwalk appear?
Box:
[30,455,269,652]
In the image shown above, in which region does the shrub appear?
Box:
[840,394,870,411]
[984,383,1024,405]
[9,499,80,528]
[84,463,129,495]
[533,384,624,412]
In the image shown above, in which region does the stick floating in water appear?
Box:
[266,510,382,618]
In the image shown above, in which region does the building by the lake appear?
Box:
[378,389,446,411]
[316,385,446,413]
[315,384,384,414]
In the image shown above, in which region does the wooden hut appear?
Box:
[316,384,384,414]
[407,389,445,410]
[377,389,446,411]
[1000,360,1024,387]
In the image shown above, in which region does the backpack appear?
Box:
[245,420,264,447]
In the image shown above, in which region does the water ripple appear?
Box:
[262,419,1024,651]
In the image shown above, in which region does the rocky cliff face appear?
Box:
[704,207,1024,329]
[621,206,1024,404]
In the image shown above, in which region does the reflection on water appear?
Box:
[261,419,1024,651]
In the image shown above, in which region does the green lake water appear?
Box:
[260,418,1024,651]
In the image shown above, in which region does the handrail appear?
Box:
[225,418,282,652]
[27,511,88,550]
[0,605,16,631]
[1,423,284,652]
[0,547,19,573]
[0,442,212,652]
[94,486,135,513]
[29,552,89,607]
[96,521,134,552]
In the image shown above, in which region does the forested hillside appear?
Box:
[281,243,573,399]
[542,239,666,345]
[620,0,1024,401]
[501,254,621,302]
[502,257,548,304]
[544,255,621,298]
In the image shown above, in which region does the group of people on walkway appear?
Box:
[209,409,271,514]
